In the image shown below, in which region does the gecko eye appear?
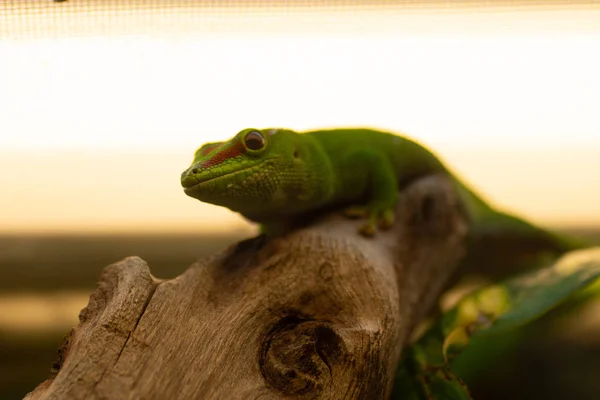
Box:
[244,130,265,151]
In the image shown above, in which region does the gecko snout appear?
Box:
[181,167,200,189]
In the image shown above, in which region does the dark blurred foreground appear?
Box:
[0,228,598,399]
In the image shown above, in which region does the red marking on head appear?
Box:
[200,139,246,168]
[198,143,222,156]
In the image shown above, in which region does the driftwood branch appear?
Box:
[26,175,468,400]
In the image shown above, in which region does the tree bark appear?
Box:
[26,175,468,400]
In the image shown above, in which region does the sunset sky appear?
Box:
[1,2,599,233]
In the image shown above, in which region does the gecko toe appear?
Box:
[359,222,376,237]
[379,209,395,230]
[349,206,396,236]
[344,206,368,219]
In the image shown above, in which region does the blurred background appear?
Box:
[0,1,599,399]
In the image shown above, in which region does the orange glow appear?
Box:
[1,5,599,233]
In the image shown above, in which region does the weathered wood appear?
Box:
[26,175,468,400]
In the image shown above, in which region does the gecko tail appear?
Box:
[453,178,586,254]
[452,179,588,278]
[461,209,588,279]
[472,210,586,254]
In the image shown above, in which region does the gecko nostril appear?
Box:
[191,168,199,174]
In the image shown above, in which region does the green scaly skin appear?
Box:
[180,128,583,254]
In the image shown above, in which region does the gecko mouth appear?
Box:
[182,163,264,194]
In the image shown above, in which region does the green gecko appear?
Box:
[180,127,581,254]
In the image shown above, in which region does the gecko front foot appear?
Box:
[343,206,395,237]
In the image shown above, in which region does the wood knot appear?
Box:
[260,315,344,397]
[318,261,334,282]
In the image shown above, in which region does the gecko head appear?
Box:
[181,128,332,220]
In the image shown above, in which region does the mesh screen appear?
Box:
[1,1,598,40]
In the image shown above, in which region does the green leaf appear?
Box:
[391,247,600,399]
[393,346,472,400]
[392,325,473,400]
[442,247,600,361]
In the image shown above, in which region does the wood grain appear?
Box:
[26,175,468,400]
